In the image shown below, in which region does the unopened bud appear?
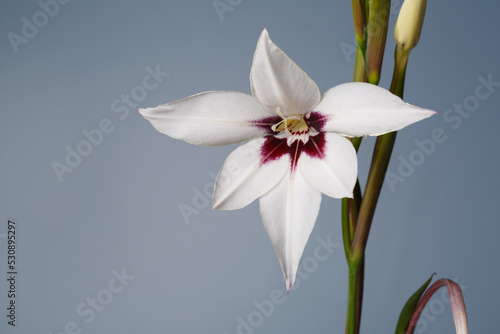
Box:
[394,0,427,51]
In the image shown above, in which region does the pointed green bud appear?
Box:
[394,0,427,51]
[351,0,367,45]
[366,0,391,85]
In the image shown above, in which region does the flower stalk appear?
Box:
[352,0,424,264]
[345,40,410,334]
[343,0,430,333]
[344,5,367,328]
[351,44,409,258]
[346,257,364,334]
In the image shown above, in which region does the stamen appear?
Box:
[276,106,284,119]
[271,107,284,133]
[271,107,305,135]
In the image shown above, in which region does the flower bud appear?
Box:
[394,0,427,51]
[406,278,469,334]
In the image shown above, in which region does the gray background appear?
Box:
[1,0,499,333]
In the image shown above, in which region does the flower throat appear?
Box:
[271,107,309,135]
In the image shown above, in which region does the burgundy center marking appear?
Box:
[306,112,329,131]
[254,112,330,171]
[251,115,283,135]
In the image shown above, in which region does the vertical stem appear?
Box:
[344,21,367,334]
[344,2,392,334]
[351,46,409,276]
[344,3,367,334]
[353,46,368,82]
[350,181,362,241]
[342,198,353,260]
[346,257,364,334]
[390,46,409,98]
[351,132,397,260]
[349,47,410,334]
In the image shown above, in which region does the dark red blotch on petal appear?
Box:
[251,116,282,135]
[254,111,329,171]
[302,131,326,160]
[260,136,289,165]
[306,112,329,131]
[260,133,326,171]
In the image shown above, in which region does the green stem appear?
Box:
[342,138,363,266]
[342,198,353,260]
[390,45,409,98]
[351,44,410,288]
[346,258,364,334]
[344,3,368,333]
[344,2,393,334]
[343,37,367,334]
[351,132,396,260]
[353,45,367,82]
[341,178,362,261]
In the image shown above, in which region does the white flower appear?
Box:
[139,29,435,291]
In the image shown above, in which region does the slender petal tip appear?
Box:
[137,92,270,146]
[315,83,437,137]
[251,28,320,116]
[137,107,148,117]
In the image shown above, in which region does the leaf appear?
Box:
[394,273,435,334]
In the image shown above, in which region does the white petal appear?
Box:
[314,82,437,137]
[139,91,272,146]
[299,133,357,199]
[213,138,289,210]
[250,29,320,117]
[259,169,322,291]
